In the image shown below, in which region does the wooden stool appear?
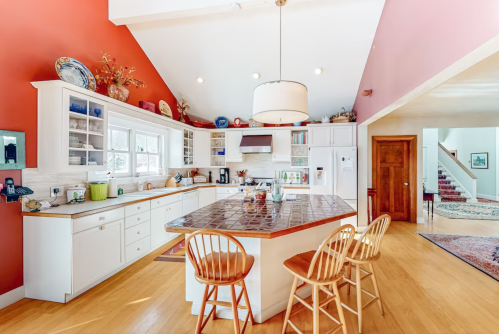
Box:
[281,224,356,334]
[339,215,391,333]
[186,230,255,334]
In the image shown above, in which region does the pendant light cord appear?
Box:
[279,5,282,81]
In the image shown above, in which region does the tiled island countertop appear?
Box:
[166,193,356,239]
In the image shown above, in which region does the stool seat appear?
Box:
[196,252,254,284]
[329,239,382,263]
[284,251,345,285]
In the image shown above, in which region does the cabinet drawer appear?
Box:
[150,193,182,209]
[125,236,150,263]
[125,211,151,229]
[73,208,124,234]
[125,201,150,217]
[125,221,151,246]
[216,187,239,194]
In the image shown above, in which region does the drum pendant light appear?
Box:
[252,0,309,124]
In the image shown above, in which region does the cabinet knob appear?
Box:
[137,217,140,221]
[99,217,105,221]
[137,231,140,234]
[99,226,105,230]
[137,247,141,251]
[137,207,141,210]
[157,201,160,204]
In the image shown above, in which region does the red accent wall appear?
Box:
[353,0,499,124]
[0,0,177,296]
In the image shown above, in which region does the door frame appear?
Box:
[372,135,417,223]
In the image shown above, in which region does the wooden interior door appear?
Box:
[372,136,416,222]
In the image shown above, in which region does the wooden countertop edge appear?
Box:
[21,184,218,219]
[165,211,357,239]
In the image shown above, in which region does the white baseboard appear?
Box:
[0,286,25,310]
[417,217,425,224]
[477,193,496,201]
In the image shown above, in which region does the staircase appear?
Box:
[438,167,468,202]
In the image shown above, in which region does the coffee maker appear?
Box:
[219,168,229,184]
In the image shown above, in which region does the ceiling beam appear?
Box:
[109,0,320,26]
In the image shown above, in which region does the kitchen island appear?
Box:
[166,193,356,323]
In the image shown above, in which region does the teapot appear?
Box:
[321,114,330,123]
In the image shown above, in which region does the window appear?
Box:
[136,132,160,174]
[107,126,131,176]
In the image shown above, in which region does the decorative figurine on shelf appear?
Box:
[177,99,190,123]
[95,53,147,103]
[331,107,357,123]
[302,169,308,184]
[233,117,242,128]
[158,166,164,175]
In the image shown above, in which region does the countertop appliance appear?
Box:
[220,168,230,184]
[180,177,193,186]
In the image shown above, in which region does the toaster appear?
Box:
[180,177,193,186]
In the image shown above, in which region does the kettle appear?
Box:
[322,115,330,123]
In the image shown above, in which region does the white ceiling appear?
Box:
[122,0,384,123]
[388,51,499,118]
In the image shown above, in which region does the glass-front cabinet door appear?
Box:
[63,89,108,171]
[183,129,194,167]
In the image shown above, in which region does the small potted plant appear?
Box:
[95,53,146,102]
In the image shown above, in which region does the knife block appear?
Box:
[165,177,181,188]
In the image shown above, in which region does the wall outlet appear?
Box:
[50,186,65,198]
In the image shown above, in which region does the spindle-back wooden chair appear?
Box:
[281,224,356,334]
[186,229,255,334]
[339,214,391,333]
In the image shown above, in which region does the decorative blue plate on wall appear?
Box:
[215,116,229,128]
[55,57,96,91]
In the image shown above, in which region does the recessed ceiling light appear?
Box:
[197,77,204,83]
[315,68,323,75]
[253,72,260,79]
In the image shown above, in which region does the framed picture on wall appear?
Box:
[471,152,488,169]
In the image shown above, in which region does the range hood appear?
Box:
[239,135,272,154]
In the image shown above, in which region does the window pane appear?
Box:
[147,136,158,153]
[149,155,159,172]
[107,152,114,172]
[108,129,111,149]
[137,154,148,172]
[136,134,147,152]
[114,153,129,173]
[112,129,128,151]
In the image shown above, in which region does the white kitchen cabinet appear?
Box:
[72,219,124,294]
[150,206,168,248]
[167,201,183,222]
[309,126,331,147]
[169,127,194,168]
[226,130,243,162]
[194,130,211,167]
[216,186,239,201]
[199,187,217,208]
[32,83,108,173]
[272,129,291,162]
[331,126,353,147]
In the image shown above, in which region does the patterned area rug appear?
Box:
[417,233,499,281]
[428,202,499,220]
[154,239,186,262]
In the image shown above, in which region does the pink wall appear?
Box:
[353,0,499,124]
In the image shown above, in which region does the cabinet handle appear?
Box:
[137,247,141,251]
[99,217,105,221]
[99,226,105,230]
[137,207,141,210]
[137,217,141,221]
[137,231,140,234]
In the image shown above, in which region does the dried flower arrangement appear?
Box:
[95,53,147,89]
[177,99,190,123]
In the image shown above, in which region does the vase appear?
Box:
[107,84,130,102]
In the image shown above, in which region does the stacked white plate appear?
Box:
[69,156,82,165]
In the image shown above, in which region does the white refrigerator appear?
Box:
[309,146,357,226]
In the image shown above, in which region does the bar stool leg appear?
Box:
[332,281,348,334]
[312,284,320,334]
[241,279,255,325]
[356,264,363,333]
[196,284,210,334]
[369,263,384,315]
[212,286,218,320]
[347,262,352,295]
[282,277,299,334]
[230,284,241,334]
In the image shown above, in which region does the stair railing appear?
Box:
[438,143,477,202]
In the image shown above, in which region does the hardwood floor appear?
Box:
[2,214,499,334]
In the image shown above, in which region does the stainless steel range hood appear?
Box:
[239,135,272,154]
